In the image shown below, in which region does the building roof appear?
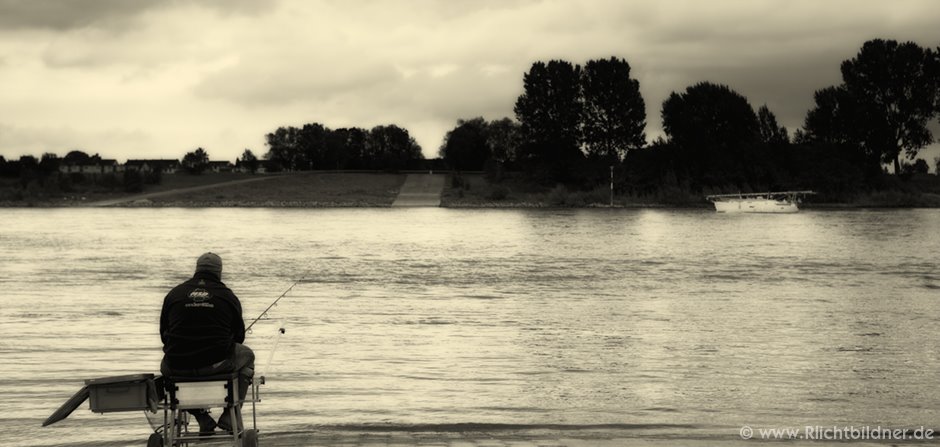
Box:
[125,159,180,165]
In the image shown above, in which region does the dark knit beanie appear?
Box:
[196,252,223,277]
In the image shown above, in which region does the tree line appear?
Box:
[261,124,425,172]
[0,150,164,198]
[439,40,940,201]
[440,57,646,179]
[0,121,431,200]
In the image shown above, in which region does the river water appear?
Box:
[1,208,938,446]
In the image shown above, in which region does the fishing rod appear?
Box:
[246,273,309,332]
[260,320,286,377]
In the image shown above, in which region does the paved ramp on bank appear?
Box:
[392,174,445,207]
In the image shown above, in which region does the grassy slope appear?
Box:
[146,172,406,206]
[0,172,407,207]
[0,172,263,205]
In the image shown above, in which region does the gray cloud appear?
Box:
[0,0,276,32]
[0,0,157,31]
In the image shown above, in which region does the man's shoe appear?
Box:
[216,408,232,432]
[191,410,217,436]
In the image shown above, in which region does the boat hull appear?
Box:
[712,199,799,213]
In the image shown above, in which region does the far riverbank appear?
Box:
[2,171,940,208]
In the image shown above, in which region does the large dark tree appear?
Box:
[63,150,92,165]
[840,39,938,175]
[799,86,886,185]
[368,124,423,171]
[800,86,861,146]
[325,128,352,170]
[485,118,521,165]
[439,117,490,171]
[662,82,760,148]
[337,127,369,169]
[39,152,60,174]
[661,82,762,186]
[182,148,209,174]
[265,126,300,170]
[239,149,259,173]
[298,123,330,170]
[514,60,584,180]
[581,57,646,162]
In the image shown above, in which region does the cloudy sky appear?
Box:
[1,0,939,164]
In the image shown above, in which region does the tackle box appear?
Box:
[85,373,158,413]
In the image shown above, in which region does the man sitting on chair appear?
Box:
[160,252,255,434]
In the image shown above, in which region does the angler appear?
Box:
[43,252,299,447]
[160,252,256,434]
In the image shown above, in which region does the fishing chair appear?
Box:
[151,373,262,447]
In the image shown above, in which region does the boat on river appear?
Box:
[705,190,815,213]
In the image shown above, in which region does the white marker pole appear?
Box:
[609,165,614,207]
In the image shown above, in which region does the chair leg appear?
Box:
[250,381,257,430]
[224,376,241,446]
[167,407,176,446]
[163,405,171,446]
[233,406,243,447]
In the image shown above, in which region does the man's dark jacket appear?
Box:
[160,272,246,369]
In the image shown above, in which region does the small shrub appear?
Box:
[99,173,119,191]
[145,169,162,185]
[123,170,144,193]
[579,187,609,206]
[69,172,86,185]
[451,174,471,190]
[488,185,509,200]
[547,184,569,206]
[58,174,74,193]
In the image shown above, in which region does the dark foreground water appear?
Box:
[1,208,938,446]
